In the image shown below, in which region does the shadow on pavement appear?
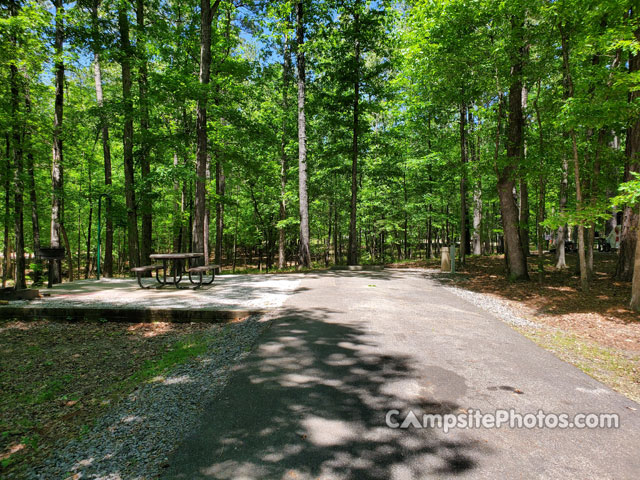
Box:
[164,307,488,479]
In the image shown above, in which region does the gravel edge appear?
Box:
[28,314,274,480]
[423,270,538,328]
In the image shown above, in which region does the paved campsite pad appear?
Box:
[164,269,640,479]
[0,274,301,322]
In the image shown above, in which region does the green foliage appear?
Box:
[1,0,639,279]
[612,172,640,208]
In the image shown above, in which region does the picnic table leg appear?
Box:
[156,259,168,287]
[203,269,215,285]
[136,272,152,289]
[173,259,184,288]
[155,262,164,285]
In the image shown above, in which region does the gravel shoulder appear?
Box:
[27,315,271,480]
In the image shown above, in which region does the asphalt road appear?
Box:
[163,269,640,479]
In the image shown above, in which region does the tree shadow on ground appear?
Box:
[427,253,638,325]
[164,307,489,479]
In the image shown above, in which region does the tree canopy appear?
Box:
[2,0,640,306]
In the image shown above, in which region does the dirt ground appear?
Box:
[449,252,639,351]
[0,320,215,477]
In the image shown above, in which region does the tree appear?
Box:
[617,16,640,282]
[51,0,65,283]
[118,0,140,269]
[136,0,152,266]
[193,0,223,263]
[90,0,113,277]
[497,10,529,281]
[347,0,361,265]
[296,0,311,268]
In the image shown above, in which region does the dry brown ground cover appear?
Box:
[0,320,215,477]
[391,252,640,403]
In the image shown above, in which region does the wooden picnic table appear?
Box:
[149,252,203,288]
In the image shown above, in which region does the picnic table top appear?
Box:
[149,252,204,260]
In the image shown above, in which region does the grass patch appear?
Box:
[109,331,215,397]
[519,326,640,403]
[0,320,218,477]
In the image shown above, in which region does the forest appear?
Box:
[2,0,640,308]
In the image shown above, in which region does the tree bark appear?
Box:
[193,0,222,264]
[631,206,640,310]
[560,21,588,291]
[459,101,468,264]
[27,143,41,283]
[617,23,640,281]
[9,1,25,289]
[497,15,529,281]
[91,0,113,277]
[534,79,546,281]
[519,85,530,256]
[85,159,93,279]
[205,154,211,262]
[172,151,183,252]
[136,0,152,267]
[51,0,65,283]
[2,135,10,287]
[556,154,569,269]
[278,31,291,270]
[467,108,482,256]
[118,4,140,270]
[215,158,225,264]
[347,4,361,266]
[296,1,311,268]
[97,55,114,277]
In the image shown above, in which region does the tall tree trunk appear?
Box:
[118,3,140,269]
[333,179,339,264]
[497,15,529,281]
[459,101,468,265]
[51,0,65,284]
[587,131,606,279]
[631,206,640,310]
[556,154,569,268]
[468,109,482,256]
[3,135,10,287]
[9,1,25,289]
[85,160,93,279]
[296,1,311,268]
[92,1,113,277]
[347,5,360,266]
[136,0,152,267]
[472,185,482,256]
[326,201,332,266]
[278,33,291,270]
[519,179,529,255]
[205,154,211,262]
[215,158,225,264]
[519,85,530,256]
[27,145,41,283]
[172,151,183,252]
[534,79,546,281]
[193,0,222,263]
[560,22,588,291]
[617,22,640,281]
[61,222,73,281]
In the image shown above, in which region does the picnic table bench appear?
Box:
[131,264,165,289]
[187,264,220,286]
[131,253,218,289]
